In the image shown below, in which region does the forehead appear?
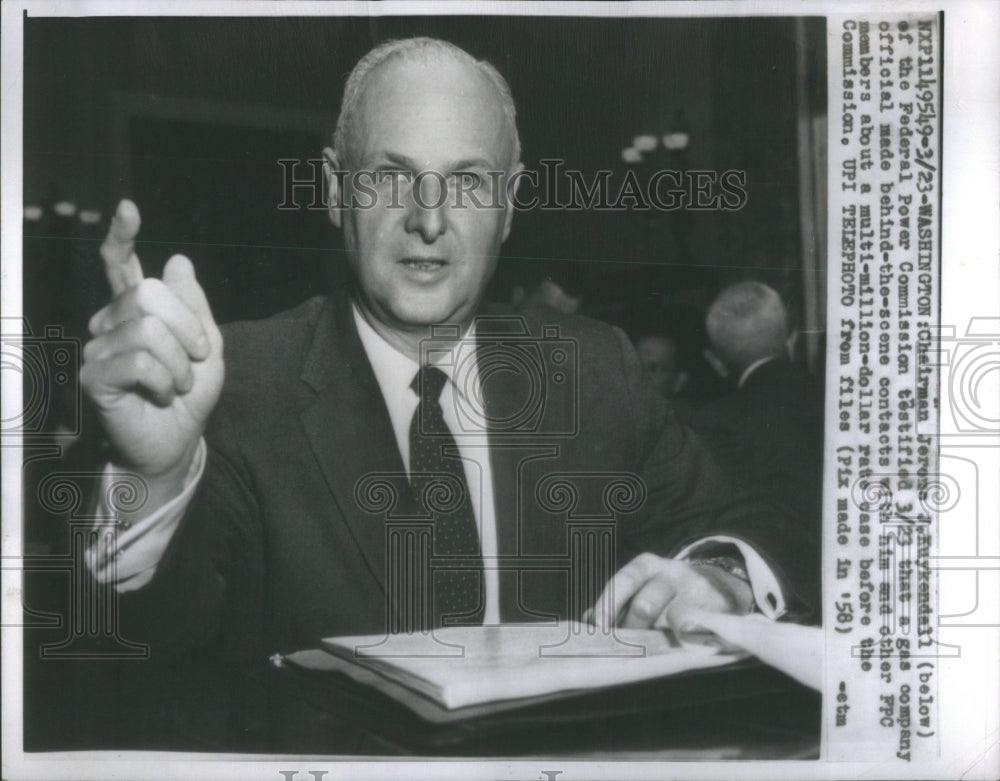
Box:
[353,55,512,168]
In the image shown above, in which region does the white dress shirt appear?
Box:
[351,305,501,624]
[737,355,778,389]
[87,303,788,621]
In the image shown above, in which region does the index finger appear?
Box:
[100,199,144,297]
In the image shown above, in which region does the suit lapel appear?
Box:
[298,298,568,618]
[475,309,563,621]
[475,311,526,554]
[299,291,413,598]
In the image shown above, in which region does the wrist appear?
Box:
[109,439,201,522]
[690,557,755,614]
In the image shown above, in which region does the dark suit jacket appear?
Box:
[105,293,817,747]
[691,358,824,610]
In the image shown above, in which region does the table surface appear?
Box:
[264,656,822,758]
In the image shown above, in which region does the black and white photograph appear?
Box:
[1,2,996,779]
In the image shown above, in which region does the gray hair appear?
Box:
[705,281,788,373]
[332,37,521,171]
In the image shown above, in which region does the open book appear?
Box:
[290,622,746,711]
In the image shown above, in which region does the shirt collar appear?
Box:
[351,302,479,404]
[737,355,778,389]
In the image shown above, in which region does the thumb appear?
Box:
[162,254,220,345]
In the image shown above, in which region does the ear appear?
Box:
[322,146,343,229]
[703,349,729,379]
[501,162,525,243]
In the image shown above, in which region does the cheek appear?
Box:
[454,213,507,261]
[350,205,397,241]
[346,217,395,273]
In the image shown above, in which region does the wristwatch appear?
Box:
[689,555,751,584]
[689,555,754,614]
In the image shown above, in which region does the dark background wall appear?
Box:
[23,14,825,364]
[20,14,826,751]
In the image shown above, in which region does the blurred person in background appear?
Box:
[634,332,693,423]
[693,281,823,547]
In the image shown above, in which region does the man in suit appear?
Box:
[693,282,824,612]
[77,39,814,747]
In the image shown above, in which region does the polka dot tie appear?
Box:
[409,365,484,628]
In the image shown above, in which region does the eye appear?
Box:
[453,171,485,189]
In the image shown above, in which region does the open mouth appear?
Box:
[399,258,448,272]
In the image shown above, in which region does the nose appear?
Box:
[404,174,448,243]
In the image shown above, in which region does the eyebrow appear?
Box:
[377,152,497,171]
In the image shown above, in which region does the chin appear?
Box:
[390,291,474,326]
[392,302,463,328]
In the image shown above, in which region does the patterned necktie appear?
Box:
[409,365,484,627]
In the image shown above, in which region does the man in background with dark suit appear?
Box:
[75,38,813,748]
[693,281,824,612]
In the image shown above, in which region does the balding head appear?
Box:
[319,36,525,358]
[332,37,521,172]
[705,282,788,375]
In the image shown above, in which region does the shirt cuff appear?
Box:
[676,535,787,620]
[85,439,207,592]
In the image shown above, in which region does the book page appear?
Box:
[322,623,735,709]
